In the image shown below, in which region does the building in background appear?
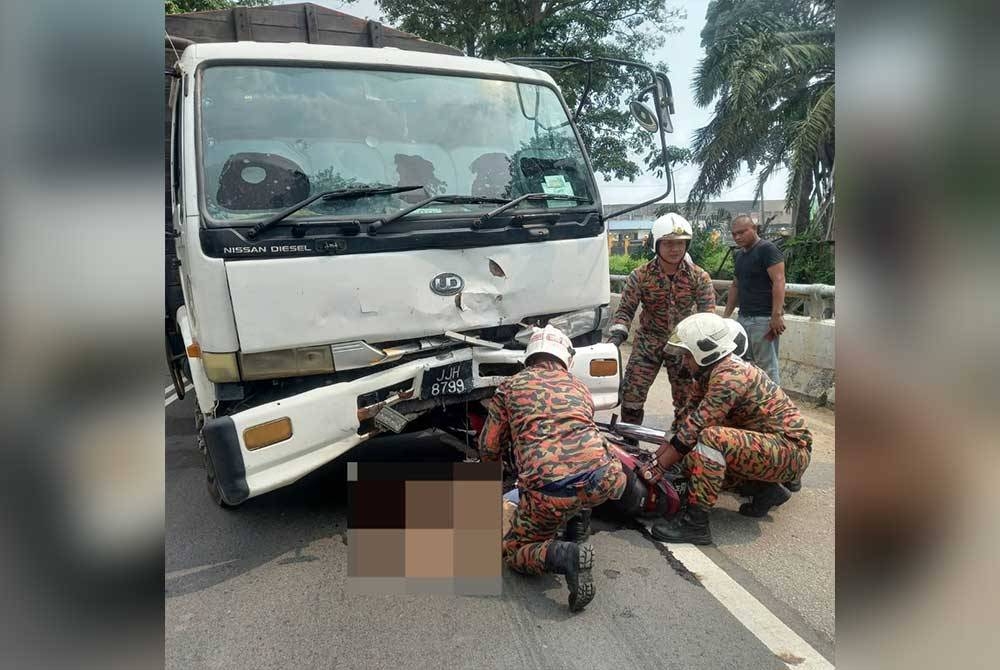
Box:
[603,200,793,244]
[607,219,655,255]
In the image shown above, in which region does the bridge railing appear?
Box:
[609,276,835,321]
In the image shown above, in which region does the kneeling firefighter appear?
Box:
[672,318,806,501]
[649,313,813,545]
[479,325,627,612]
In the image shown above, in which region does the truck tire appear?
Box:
[196,409,235,509]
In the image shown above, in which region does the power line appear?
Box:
[719,173,763,195]
[600,168,781,191]
[598,184,690,189]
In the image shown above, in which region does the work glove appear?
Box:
[607,332,626,348]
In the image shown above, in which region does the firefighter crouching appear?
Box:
[479,325,626,612]
[672,318,808,506]
[649,313,812,545]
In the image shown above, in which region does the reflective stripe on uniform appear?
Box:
[695,442,726,466]
[609,324,629,337]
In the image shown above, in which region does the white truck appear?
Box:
[164,5,675,507]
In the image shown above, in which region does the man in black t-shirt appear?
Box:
[722,215,786,386]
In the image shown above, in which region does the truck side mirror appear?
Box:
[630,100,659,133]
[631,77,674,135]
[653,73,675,134]
[658,107,674,134]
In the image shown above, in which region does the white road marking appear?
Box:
[165,384,194,407]
[657,538,834,669]
[166,559,238,580]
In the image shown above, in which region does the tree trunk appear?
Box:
[529,0,544,25]
[792,169,814,236]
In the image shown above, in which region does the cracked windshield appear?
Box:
[198,65,595,224]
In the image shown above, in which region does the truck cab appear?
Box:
[166,33,669,506]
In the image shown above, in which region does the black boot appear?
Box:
[563,509,592,544]
[735,480,768,497]
[783,477,802,492]
[650,505,712,545]
[544,541,595,612]
[739,482,791,517]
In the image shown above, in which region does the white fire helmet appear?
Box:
[726,318,749,359]
[667,313,738,367]
[525,324,575,368]
[650,212,693,251]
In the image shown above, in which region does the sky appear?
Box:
[280,0,787,206]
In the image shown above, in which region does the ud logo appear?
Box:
[430,272,464,296]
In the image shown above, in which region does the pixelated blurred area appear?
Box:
[0,1,164,669]
[838,1,1000,667]
[346,462,502,595]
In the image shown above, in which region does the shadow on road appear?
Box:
[166,429,465,599]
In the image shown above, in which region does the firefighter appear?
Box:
[670,318,750,424]
[607,213,716,428]
[649,313,812,544]
[480,325,626,612]
[670,318,805,502]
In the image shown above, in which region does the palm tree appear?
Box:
[688,0,834,237]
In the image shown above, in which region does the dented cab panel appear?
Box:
[225,237,610,354]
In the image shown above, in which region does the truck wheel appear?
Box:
[196,410,235,509]
[203,446,235,509]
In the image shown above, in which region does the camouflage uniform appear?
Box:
[672,356,811,508]
[672,351,758,433]
[480,360,626,574]
[610,259,715,425]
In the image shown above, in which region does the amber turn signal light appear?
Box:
[589,359,618,377]
[243,417,293,451]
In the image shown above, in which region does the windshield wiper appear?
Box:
[246,184,425,239]
[367,195,511,235]
[476,193,593,225]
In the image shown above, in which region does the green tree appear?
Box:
[782,232,834,284]
[165,0,272,14]
[608,254,646,275]
[375,0,685,181]
[703,207,732,233]
[644,145,692,180]
[688,0,834,237]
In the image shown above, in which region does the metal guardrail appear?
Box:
[609,275,835,320]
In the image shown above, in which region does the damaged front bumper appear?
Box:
[201,342,621,505]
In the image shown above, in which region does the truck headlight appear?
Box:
[240,346,335,381]
[551,307,603,337]
[596,305,611,332]
[515,307,604,345]
[548,307,601,338]
[202,352,240,383]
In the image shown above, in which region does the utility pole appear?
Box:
[758,183,765,234]
[671,165,677,207]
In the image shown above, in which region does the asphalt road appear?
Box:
[607,355,837,646]
[165,367,835,669]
